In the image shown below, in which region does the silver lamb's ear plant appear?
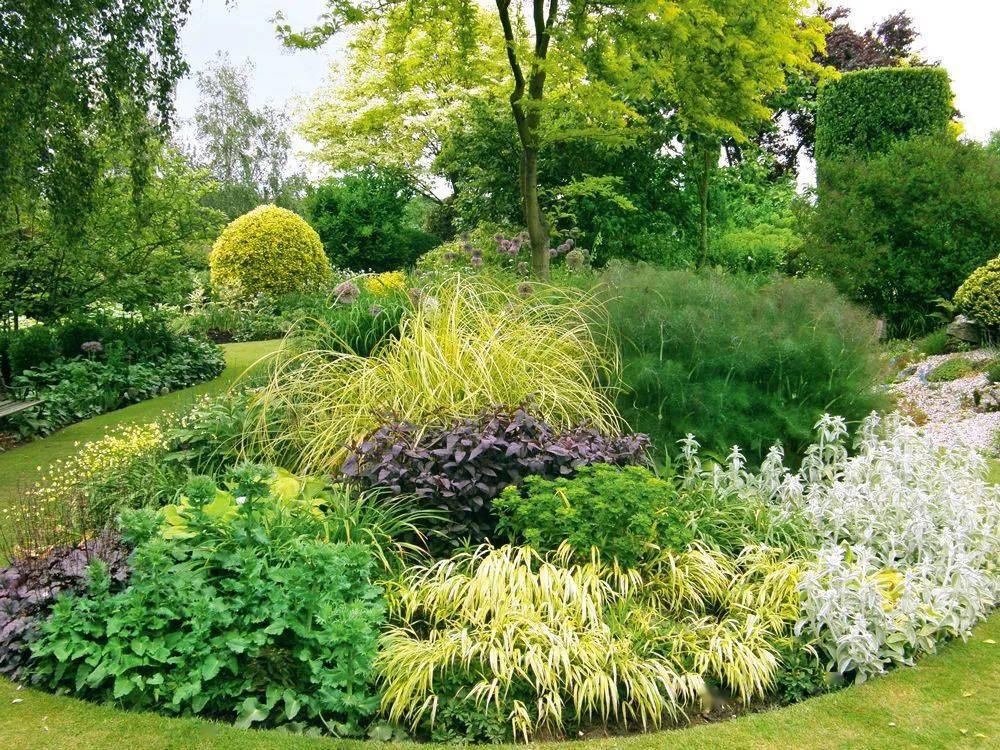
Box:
[682,412,999,682]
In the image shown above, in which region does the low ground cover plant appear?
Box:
[926,356,979,382]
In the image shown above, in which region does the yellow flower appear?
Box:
[363,271,406,296]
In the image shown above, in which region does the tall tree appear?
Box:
[0,0,193,325]
[186,54,307,219]
[279,1,823,278]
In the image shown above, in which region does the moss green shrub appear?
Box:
[209,205,331,297]
[601,266,886,464]
[7,325,60,375]
[815,67,954,161]
[954,256,1000,329]
[984,358,1000,384]
[916,328,952,356]
[926,357,977,383]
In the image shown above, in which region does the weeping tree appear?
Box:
[279,1,823,278]
[0,0,193,326]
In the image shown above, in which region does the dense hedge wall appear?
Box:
[815,67,953,160]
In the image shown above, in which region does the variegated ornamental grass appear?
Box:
[377,543,802,741]
[247,274,623,473]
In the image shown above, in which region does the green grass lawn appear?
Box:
[0,339,996,749]
[0,339,279,524]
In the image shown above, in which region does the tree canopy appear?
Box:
[283,0,825,277]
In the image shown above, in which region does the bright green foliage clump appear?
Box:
[497,463,807,566]
[954,256,1000,329]
[926,357,978,383]
[29,467,385,735]
[209,205,332,297]
[815,67,954,160]
[496,464,691,567]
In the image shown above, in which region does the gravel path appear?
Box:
[890,349,1000,453]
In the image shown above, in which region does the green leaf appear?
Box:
[234,697,269,729]
[201,655,221,681]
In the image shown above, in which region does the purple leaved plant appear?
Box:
[340,405,649,552]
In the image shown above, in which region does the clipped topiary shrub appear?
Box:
[815,67,954,161]
[209,204,332,297]
[954,256,1000,330]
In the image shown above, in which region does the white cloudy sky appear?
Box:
[176,0,998,152]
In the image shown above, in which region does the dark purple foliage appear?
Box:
[341,406,649,549]
[0,532,129,679]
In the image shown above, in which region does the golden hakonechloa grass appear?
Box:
[376,543,803,741]
[247,274,623,472]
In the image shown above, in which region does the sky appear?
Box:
[176,1,1000,155]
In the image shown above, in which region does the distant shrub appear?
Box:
[954,256,1000,330]
[290,284,408,357]
[56,317,107,358]
[926,356,977,382]
[802,135,1000,335]
[601,265,885,463]
[985,359,1000,384]
[915,328,952,356]
[815,67,954,161]
[7,326,60,375]
[210,204,331,297]
[708,223,798,275]
[306,168,437,272]
[342,406,649,548]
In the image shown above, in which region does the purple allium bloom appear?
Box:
[333,280,361,305]
[517,261,529,275]
[369,304,383,316]
[470,255,484,269]
[516,282,533,298]
[443,251,458,263]
[407,288,424,306]
[80,340,103,354]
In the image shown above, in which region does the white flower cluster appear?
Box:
[702,413,999,680]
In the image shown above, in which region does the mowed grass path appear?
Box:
[0,339,996,749]
[0,339,280,520]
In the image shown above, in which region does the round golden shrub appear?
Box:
[209,205,332,297]
[954,256,1000,328]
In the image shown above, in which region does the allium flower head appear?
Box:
[369,304,383,317]
[516,282,533,298]
[470,255,484,269]
[517,261,529,275]
[333,280,361,304]
[80,341,104,354]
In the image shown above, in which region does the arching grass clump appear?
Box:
[248,274,622,473]
[600,265,886,463]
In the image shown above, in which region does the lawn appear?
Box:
[0,337,996,749]
[0,340,279,527]
[0,618,996,749]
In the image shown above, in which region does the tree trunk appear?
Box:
[521,147,549,278]
[698,144,712,267]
